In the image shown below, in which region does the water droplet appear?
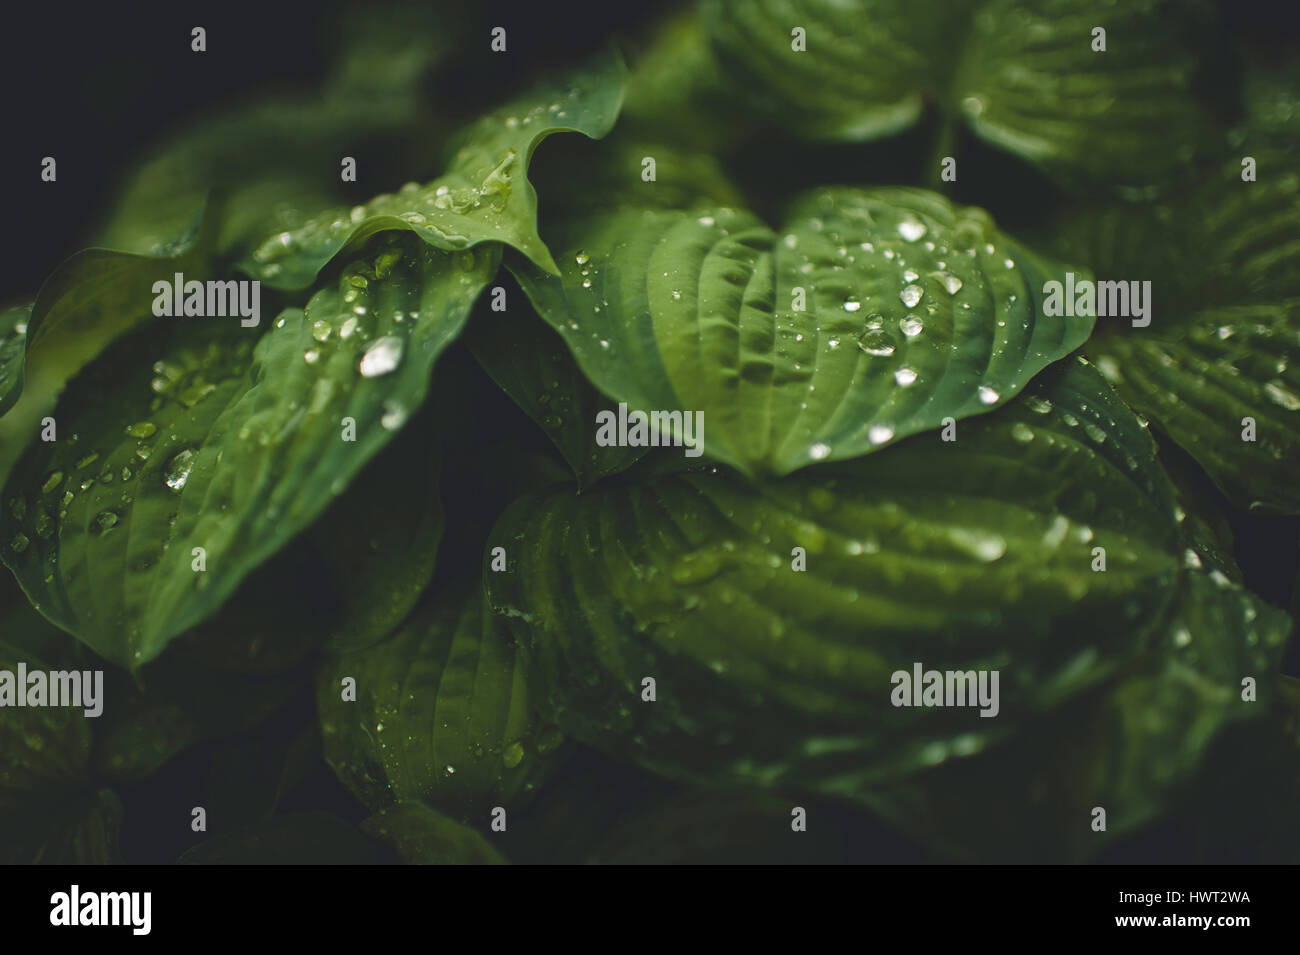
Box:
[380,400,408,430]
[574,250,590,266]
[857,330,895,356]
[902,270,919,283]
[312,320,333,342]
[1025,395,1052,414]
[125,421,157,438]
[843,298,861,312]
[1010,422,1034,443]
[978,385,999,405]
[1264,380,1300,411]
[359,336,404,377]
[41,471,63,494]
[868,424,894,445]
[304,349,321,364]
[164,449,195,492]
[900,286,923,308]
[697,216,715,227]
[897,219,927,242]
[75,453,99,470]
[894,366,917,386]
[502,742,525,769]
[93,510,120,533]
[950,528,1006,562]
[809,442,832,460]
[901,317,924,337]
[937,272,963,295]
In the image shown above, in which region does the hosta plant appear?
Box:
[0,0,1296,864]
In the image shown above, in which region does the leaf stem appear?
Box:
[927,110,957,194]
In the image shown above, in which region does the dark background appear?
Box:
[3,0,1298,296]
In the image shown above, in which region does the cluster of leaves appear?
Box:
[0,0,1297,863]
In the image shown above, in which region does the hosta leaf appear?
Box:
[0,788,122,865]
[306,401,444,653]
[512,187,1091,476]
[951,0,1211,189]
[242,45,627,289]
[316,586,562,823]
[465,295,648,485]
[1054,158,1300,512]
[621,11,753,153]
[486,359,1200,792]
[0,206,213,489]
[361,803,508,864]
[704,0,965,142]
[1095,312,1300,513]
[0,304,31,416]
[856,570,1290,861]
[701,0,1211,188]
[0,614,94,798]
[528,135,746,222]
[1143,676,1300,863]
[1,233,494,669]
[0,600,118,863]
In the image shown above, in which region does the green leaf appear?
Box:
[855,570,1291,861]
[0,628,94,798]
[241,45,627,289]
[0,788,122,864]
[701,0,1212,189]
[1,233,494,669]
[512,187,1092,476]
[96,3,453,259]
[1094,314,1300,513]
[0,599,120,863]
[317,585,562,822]
[0,207,214,494]
[620,10,753,153]
[361,803,508,864]
[177,811,397,864]
[465,297,648,485]
[1143,675,1300,863]
[0,304,32,416]
[1053,158,1300,512]
[306,401,444,654]
[528,135,747,222]
[486,358,1204,792]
